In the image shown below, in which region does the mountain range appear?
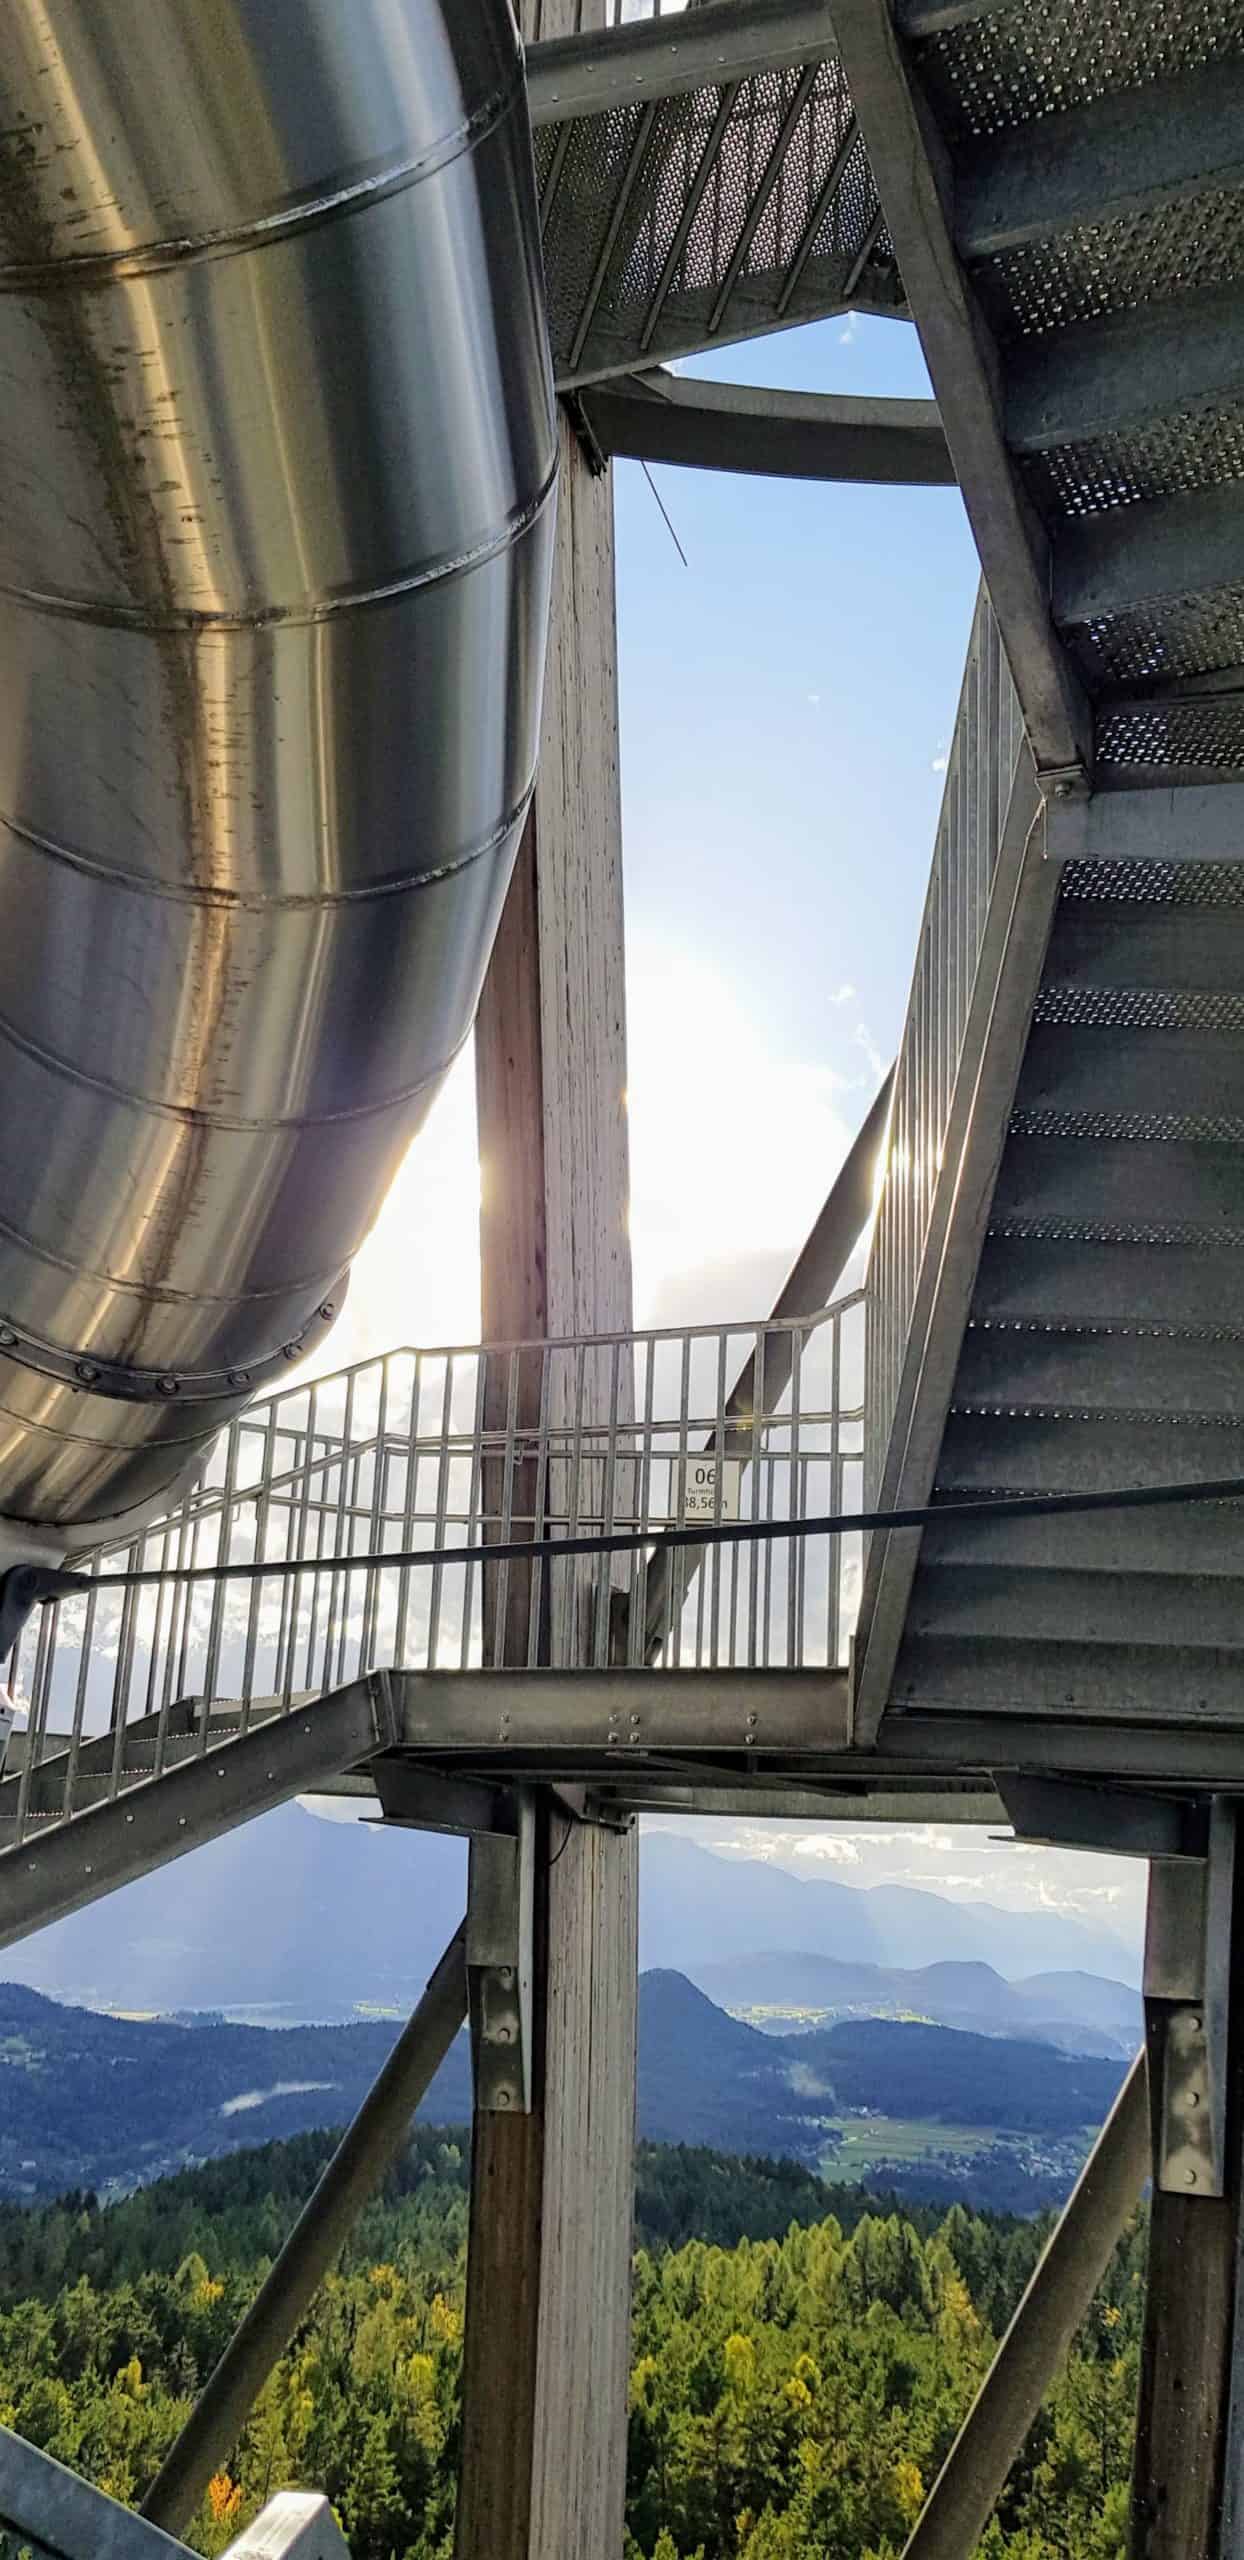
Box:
[0,1973,1125,2203]
[691,1950,1140,2058]
[0,1803,1140,2024]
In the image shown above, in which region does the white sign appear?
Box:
[678,1454,741,1522]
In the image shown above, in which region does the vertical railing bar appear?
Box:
[427,1357,455,1670]
[361,1362,390,1675]
[494,1350,521,1670]
[63,1577,99,1821]
[708,1329,728,1671]
[747,1321,764,1667]
[300,1436,329,1694]
[457,1355,486,1670]
[670,1334,691,1672]
[629,1339,656,1667]
[176,1507,204,1705]
[108,1552,141,1800]
[324,1371,357,1692]
[394,1355,422,1670]
[239,1406,276,1735]
[13,1601,55,1838]
[788,1324,803,1667]
[526,1345,553,1671]
[829,1308,843,1668]
[201,1420,241,1728]
[593,1340,623,1669]
[270,1412,302,1709]
[142,1524,171,1727]
[563,1342,588,1668]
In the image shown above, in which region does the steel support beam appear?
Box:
[899,2050,1149,2560]
[525,0,836,125]
[0,1675,398,1953]
[142,1929,468,2542]
[957,61,1244,259]
[580,371,952,485]
[397,1668,850,1756]
[829,0,1089,777]
[851,760,1056,1743]
[0,2423,193,2560]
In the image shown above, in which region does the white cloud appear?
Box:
[625,930,852,1313]
[931,750,948,774]
[853,1019,886,1081]
[839,311,860,347]
[829,982,856,1006]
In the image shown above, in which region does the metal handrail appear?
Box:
[2,1298,864,1844]
[0,2425,348,2559]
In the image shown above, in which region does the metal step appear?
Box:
[973,1236,1244,1329]
[936,1410,1244,1493]
[920,1503,1244,1579]
[954,1324,1244,1422]
[892,1633,1244,1721]
[991,1137,1244,1241]
[908,1563,1244,1651]
[1013,1027,1244,1129]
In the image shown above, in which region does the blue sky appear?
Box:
[616,314,981,1323]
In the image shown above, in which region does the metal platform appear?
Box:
[529,0,907,385]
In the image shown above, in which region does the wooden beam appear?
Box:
[1132,1829,1244,2559]
[459,54,637,2534]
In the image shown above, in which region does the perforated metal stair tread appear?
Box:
[890,0,1244,768]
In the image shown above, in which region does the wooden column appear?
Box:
[1132,1825,1244,2559]
[456,76,638,2547]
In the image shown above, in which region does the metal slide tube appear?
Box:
[901,2048,1150,2560]
[0,1,556,1535]
[142,1927,469,2540]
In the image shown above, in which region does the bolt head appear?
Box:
[0,1328,16,1350]
[228,1370,250,1390]
[156,1375,179,1398]
[75,1360,99,1384]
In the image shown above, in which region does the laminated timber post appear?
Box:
[454,7,638,2546]
[1131,1813,1244,2560]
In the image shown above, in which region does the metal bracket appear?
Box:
[1038,759,1091,803]
[0,1564,90,1661]
[1144,1800,1235,2198]
[467,1789,536,2115]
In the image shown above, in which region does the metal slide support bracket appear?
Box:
[467,1788,537,2113]
[1145,1802,1235,2199]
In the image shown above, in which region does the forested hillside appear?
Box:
[0,2126,1144,2558]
